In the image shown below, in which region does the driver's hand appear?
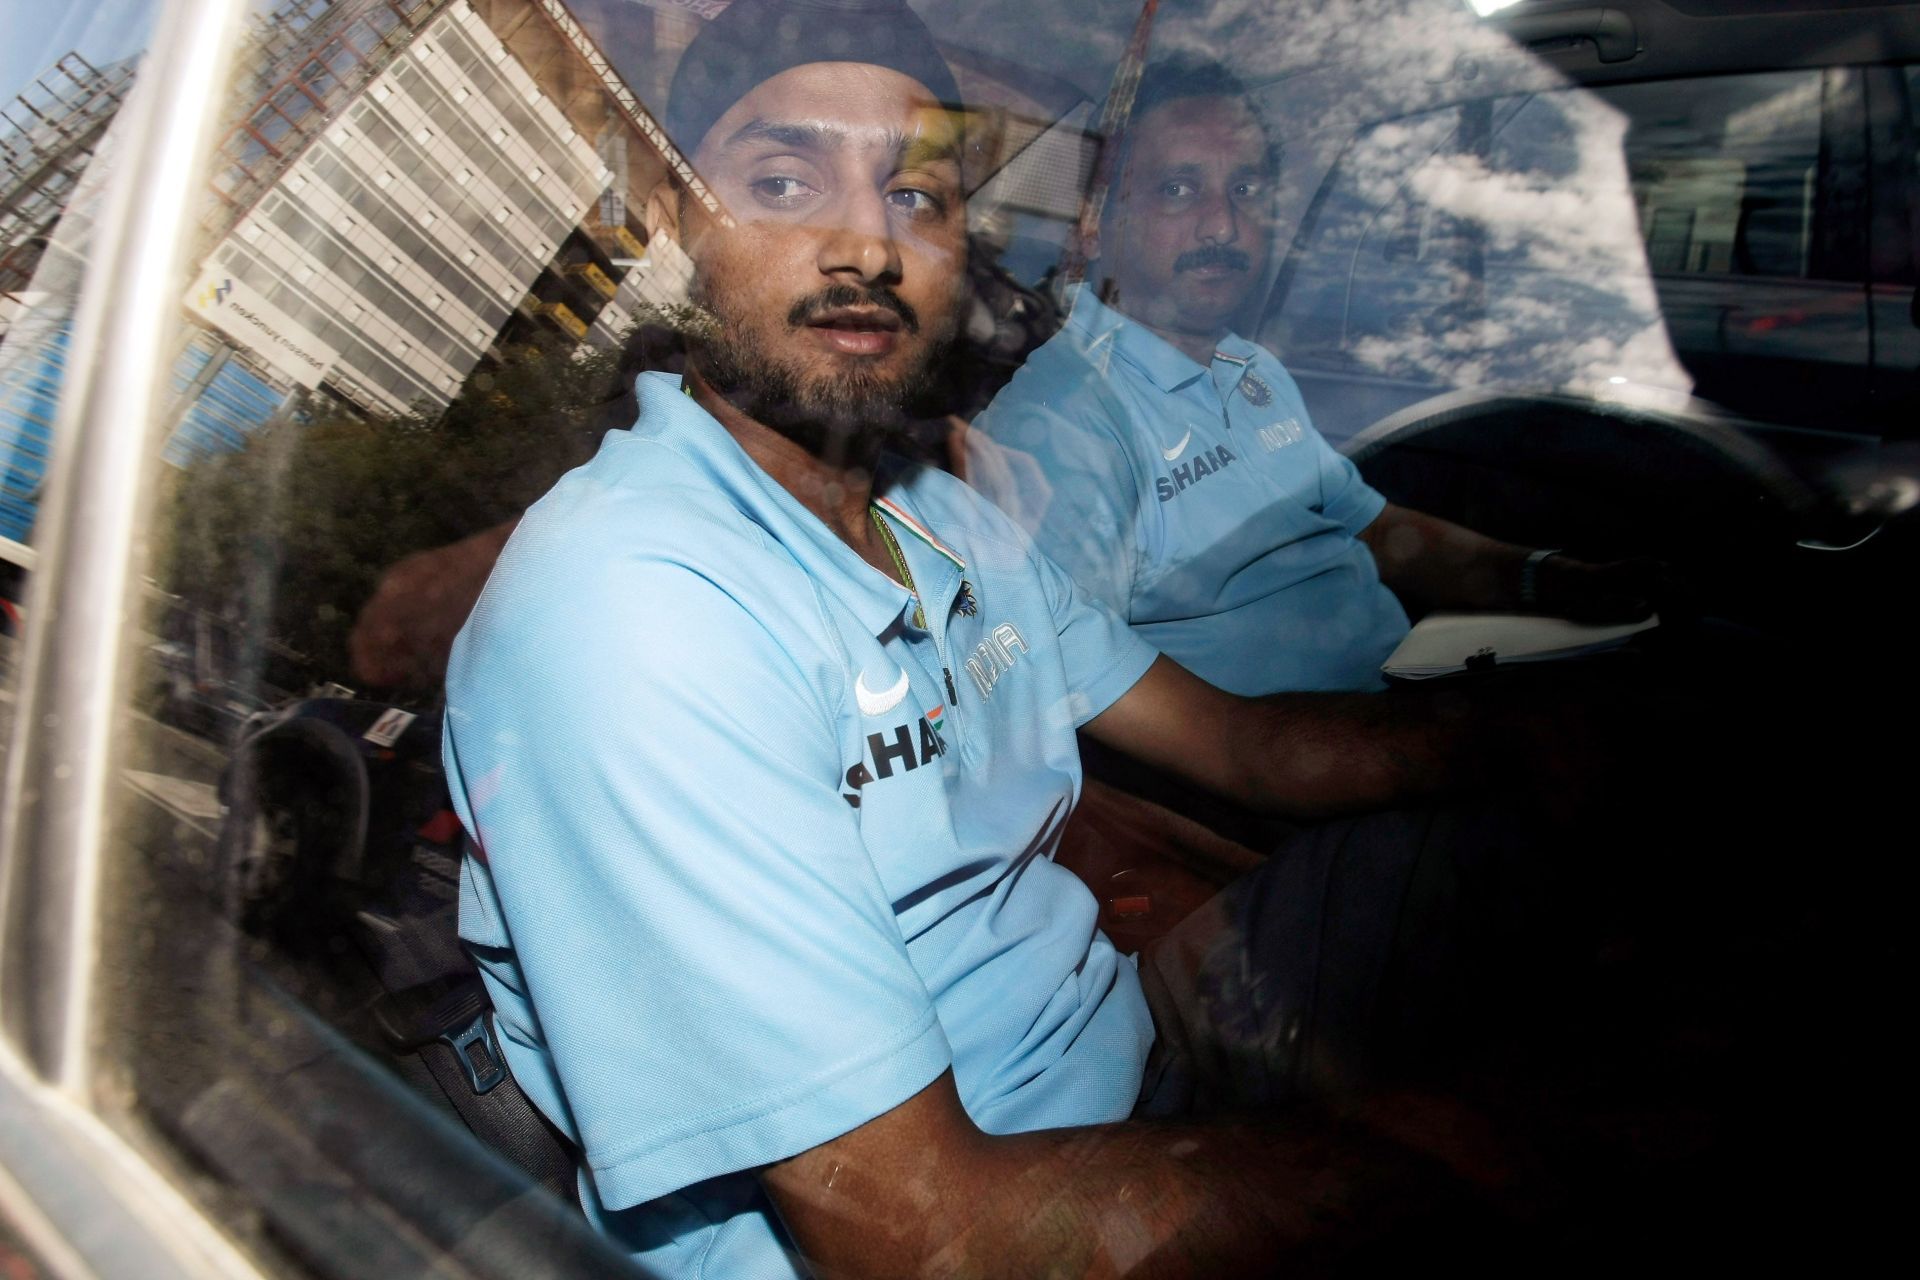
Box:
[1533,555,1686,624]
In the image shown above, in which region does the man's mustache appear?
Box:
[788,284,921,335]
[1173,246,1251,275]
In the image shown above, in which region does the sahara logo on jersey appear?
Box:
[1155,444,1237,502]
[842,706,948,806]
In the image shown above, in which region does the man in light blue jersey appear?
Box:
[970,57,1655,697]
[444,6,1563,1277]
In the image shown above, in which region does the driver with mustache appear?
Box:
[971,57,1652,699]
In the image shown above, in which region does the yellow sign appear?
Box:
[537,301,588,340]
[569,262,617,299]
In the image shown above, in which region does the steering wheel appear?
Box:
[1342,389,1822,562]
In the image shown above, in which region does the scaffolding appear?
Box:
[0,53,138,299]
[203,0,451,240]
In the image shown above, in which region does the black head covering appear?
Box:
[664,0,963,158]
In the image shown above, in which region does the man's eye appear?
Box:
[750,175,817,206]
[1158,180,1196,203]
[886,187,946,219]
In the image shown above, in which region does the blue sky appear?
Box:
[0,0,156,107]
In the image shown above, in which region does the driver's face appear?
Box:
[686,62,967,443]
[1102,95,1274,341]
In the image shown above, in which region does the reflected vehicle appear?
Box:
[0,2,1916,1278]
[142,597,313,742]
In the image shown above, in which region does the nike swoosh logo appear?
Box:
[1161,429,1192,462]
[855,666,911,716]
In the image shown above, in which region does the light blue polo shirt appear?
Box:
[444,371,1158,1280]
[970,290,1409,695]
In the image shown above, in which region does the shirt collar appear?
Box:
[1211,330,1259,367]
[631,372,946,641]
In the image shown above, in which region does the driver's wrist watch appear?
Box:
[1519,548,1561,608]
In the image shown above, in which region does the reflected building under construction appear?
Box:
[189,0,708,421]
[0,0,714,548]
[0,0,1101,554]
[0,53,138,549]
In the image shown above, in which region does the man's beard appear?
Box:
[689,274,954,462]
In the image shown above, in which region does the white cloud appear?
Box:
[1723,73,1823,143]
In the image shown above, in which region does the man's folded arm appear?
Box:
[1080,655,1487,820]
[762,1069,1490,1279]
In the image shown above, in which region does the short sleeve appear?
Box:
[445,515,950,1209]
[1028,538,1159,728]
[1307,417,1388,534]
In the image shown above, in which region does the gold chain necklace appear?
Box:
[870,505,963,707]
[870,505,927,630]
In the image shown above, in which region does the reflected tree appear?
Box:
[158,330,641,688]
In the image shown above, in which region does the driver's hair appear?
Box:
[1102,55,1283,195]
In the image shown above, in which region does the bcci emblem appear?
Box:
[1237,371,1274,407]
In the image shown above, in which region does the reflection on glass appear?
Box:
[106,2,760,1271]
[1269,85,1695,442]
[1266,64,1895,438]
[0,36,143,741]
[150,0,721,699]
[51,0,1914,1275]
[1609,69,1876,431]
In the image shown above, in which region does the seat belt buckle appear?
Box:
[440,1012,509,1094]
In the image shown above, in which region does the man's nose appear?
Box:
[1195,189,1240,247]
[817,190,903,283]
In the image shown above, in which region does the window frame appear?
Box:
[0,1,298,1274]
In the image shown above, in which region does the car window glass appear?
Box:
[1266,66,1899,441]
[1604,69,1886,434]
[0,0,152,747]
[1612,72,1832,281]
[1268,82,1693,445]
[77,0,1232,1260]
[1909,64,1920,182]
[88,1,1122,1273]
[90,2,690,1273]
[1867,63,1920,427]
[29,0,1914,1275]
[1899,64,1920,288]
